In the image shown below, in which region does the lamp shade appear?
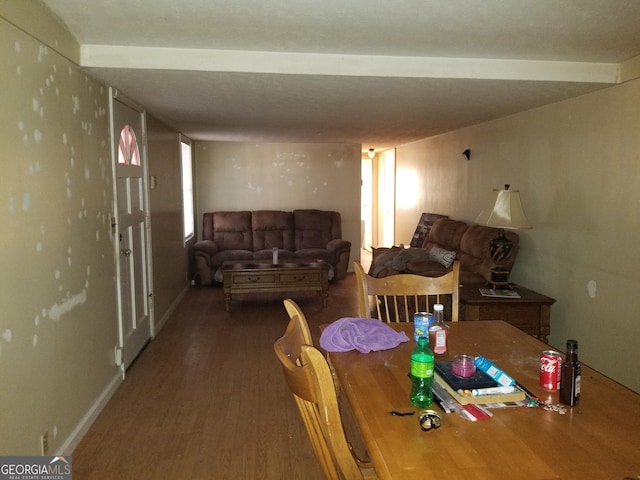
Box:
[476,186,531,229]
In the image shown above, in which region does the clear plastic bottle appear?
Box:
[428,303,449,355]
[559,339,581,406]
[410,337,435,407]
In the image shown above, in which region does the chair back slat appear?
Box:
[355,260,460,322]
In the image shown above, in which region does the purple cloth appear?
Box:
[320,317,409,354]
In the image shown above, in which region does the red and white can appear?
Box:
[540,350,562,391]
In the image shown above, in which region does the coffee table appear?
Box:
[221,260,330,311]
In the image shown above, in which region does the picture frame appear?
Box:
[410,213,448,248]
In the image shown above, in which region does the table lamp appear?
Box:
[476,185,531,288]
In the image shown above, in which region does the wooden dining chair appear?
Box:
[283,298,313,351]
[283,298,346,396]
[354,260,460,322]
[274,313,378,480]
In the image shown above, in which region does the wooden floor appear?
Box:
[72,272,362,479]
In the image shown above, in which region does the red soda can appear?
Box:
[540,350,562,391]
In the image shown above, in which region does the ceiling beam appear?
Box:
[620,53,640,82]
[81,45,620,84]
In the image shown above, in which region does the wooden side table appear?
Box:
[458,284,556,342]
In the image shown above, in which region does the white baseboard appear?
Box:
[57,371,122,455]
[57,285,189,455]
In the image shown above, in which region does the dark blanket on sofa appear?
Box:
[368,247,433,277]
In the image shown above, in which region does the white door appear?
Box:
[111,89,152,371]
[378,149,396,246]
[361,156,373,249]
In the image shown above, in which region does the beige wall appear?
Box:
[194,141,362,267]
[1,15,118,454]
[1,5,189,455]
[146,118,191,327]
[395,78,640,393]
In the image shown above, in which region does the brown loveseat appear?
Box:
[368,218,519,285]
[193,209,352,285]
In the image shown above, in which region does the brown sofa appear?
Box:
[368,218,519,285]
[193,209,352,285]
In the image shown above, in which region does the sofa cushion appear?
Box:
[411,213,449,247]
[427,219,468,251]
[212,249,255,265]
[254,249,295,261]
[294,209,338,249]
[252,210,295,251]
[212,211,253,251]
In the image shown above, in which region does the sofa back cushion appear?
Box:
[252,210,295,251]
[294,209,341,249]
[211,211,253,251]
[427,219,468,250]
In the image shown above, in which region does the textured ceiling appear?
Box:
[41,0,640,150]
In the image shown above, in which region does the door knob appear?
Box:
[120,248,132,256]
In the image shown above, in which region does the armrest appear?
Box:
[326,238,351,254]
[193,239,219,257]
[327,239,352,280]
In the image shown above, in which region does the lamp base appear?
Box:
[487,268,511,290]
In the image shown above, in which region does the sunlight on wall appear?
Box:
[395,166,419,209]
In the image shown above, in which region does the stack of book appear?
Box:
[433,361,530,419]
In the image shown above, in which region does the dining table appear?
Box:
[326,320,640,480]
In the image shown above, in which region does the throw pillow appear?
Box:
[429,246,457,268]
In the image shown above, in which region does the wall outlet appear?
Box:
[41,431,49,456]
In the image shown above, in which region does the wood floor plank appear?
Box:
[72,274,360,479]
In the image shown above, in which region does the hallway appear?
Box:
[72,274,361,479]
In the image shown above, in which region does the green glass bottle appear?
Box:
[410,337,435,407]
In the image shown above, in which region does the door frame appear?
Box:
[108,87,155,375]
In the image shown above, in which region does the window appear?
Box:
[118,125,140,165]
[180,137,195,242]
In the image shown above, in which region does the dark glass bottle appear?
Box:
[410,337,435,407]
[559,339,581,406]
